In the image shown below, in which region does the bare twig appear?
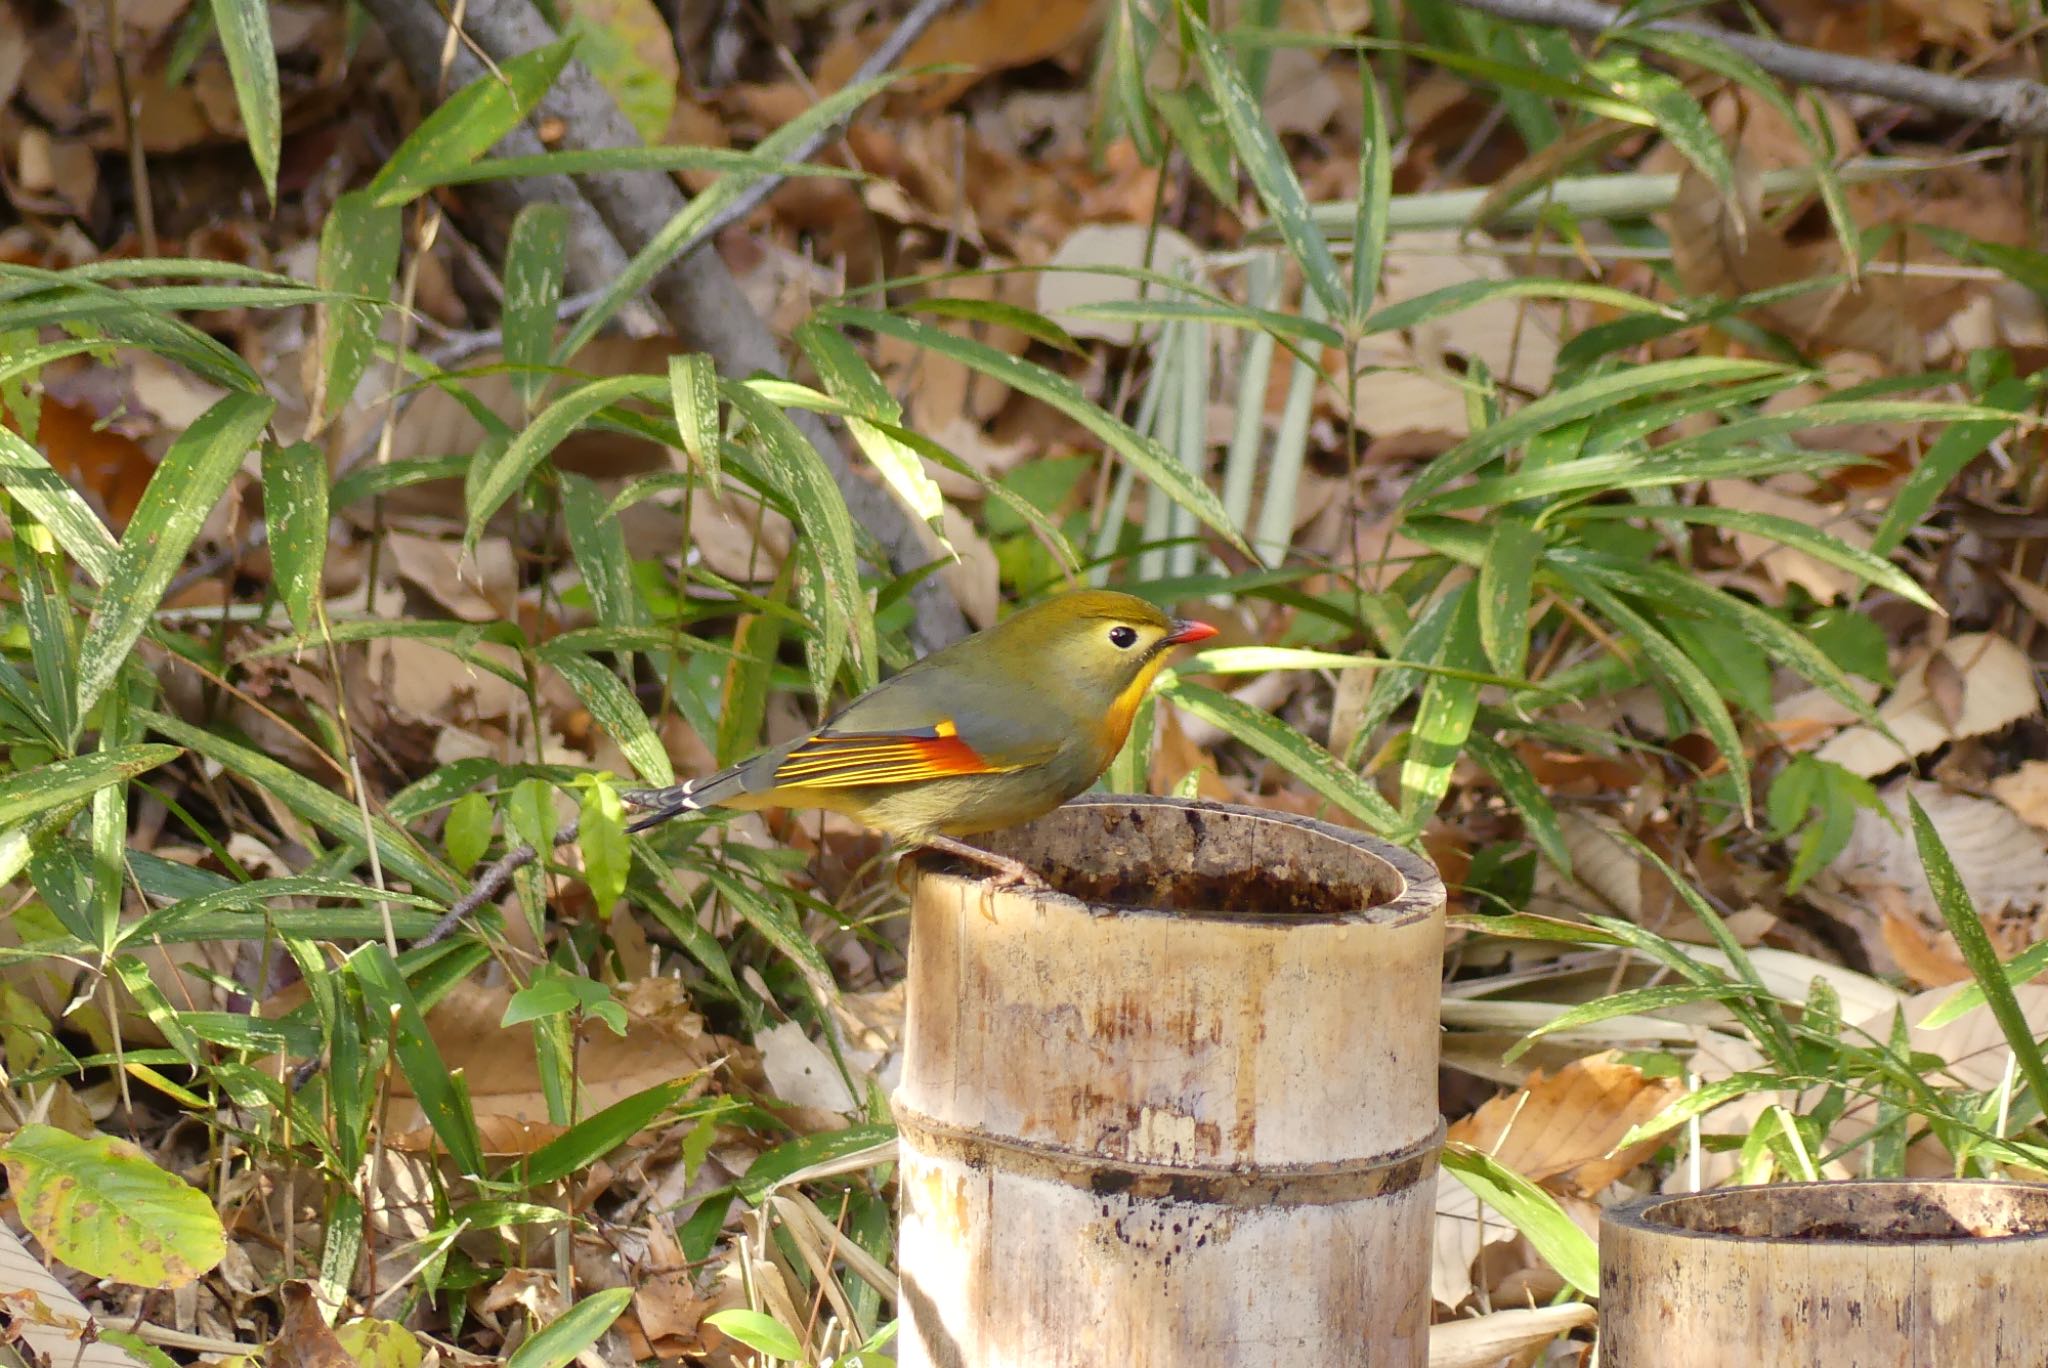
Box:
[417,817,579,947]
[1448,0,2048,136]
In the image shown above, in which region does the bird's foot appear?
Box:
[918,835,1049,893]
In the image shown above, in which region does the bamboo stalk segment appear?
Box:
[1601,1179,2048,1366]
[895,796,1446,1368]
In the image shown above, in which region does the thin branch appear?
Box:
[1448,0,2048,136]
[416,818,579,947]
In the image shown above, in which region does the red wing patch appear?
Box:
[770,721,1011,789]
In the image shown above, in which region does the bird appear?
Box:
[620,589,1218,883]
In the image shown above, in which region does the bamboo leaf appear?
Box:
[1163,679,1404,833]
[1188,19,1347,320]
[504,204,570,410]
[137,708,458,900]
[260,440,329,637]
[1910,794,2048,1122]
[794,320,949,540]
[722,381,870,693]
[540,647,674,786]
[1572,503,1937,610]
[1442,1143,1597,1296]
[312,191,400,423]
[826,307,1252,558]
[466,375,659,546]
[1559,565,1751,816]
[210,0,280,201]
[556,71,904,363]
[1478,518,1541,677]
[1401,589,1484,822]
[75,392,275,728]
[0,426,117,583]
[367,39,580,207]
[1403,358,1792,507]
[668,353,721,485]
[506,1289,635,1368]
[1464,732,1570,874]
[559,473,644,633]
[0,746,181,828]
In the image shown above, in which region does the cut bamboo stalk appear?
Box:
[1601,1179,2048,1366]
[895,796,1446,1367]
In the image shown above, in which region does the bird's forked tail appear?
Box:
[619,761,752,833]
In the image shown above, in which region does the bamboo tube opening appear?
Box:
[1601,1180,2048,1367]
[921,794,1416,924]
[1629,1181,2048,1242]
[896,796,1445,1368]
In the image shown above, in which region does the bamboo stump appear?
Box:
[895,796,1445,1367]
[1601,1179,2048,1365]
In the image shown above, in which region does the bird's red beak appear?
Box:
[1165,618,1218,646]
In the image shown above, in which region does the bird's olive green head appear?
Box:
[988,589,1217,726]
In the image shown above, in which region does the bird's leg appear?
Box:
[918,834,1048,889]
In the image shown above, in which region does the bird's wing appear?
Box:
[769,720,1056,790]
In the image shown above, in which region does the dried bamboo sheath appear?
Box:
[1601,1180,2048,1366]
[896,797,1446,1367]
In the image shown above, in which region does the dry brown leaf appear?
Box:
[382,533,518,624]
[1993,760,2048,832]
[1447,1051,1684,1196]
[1432,1169,1523,1310]
[0,1222,151,1368]
[0,6,26,109]
[1813,632,2037,777]
[818,0,1098,109]
[1350,232,1558,450]
[1038,223,1204,343]
[386,977,726,1136]
[1994,563,2048,635]
[1659,93,2019,363]
[268,1282,352,1368]
[1704,477,1875,601]
[12,396,156,529]
[1880,903,1970,988]
[1832,779,2048,937]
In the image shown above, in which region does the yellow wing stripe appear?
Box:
[769,724,1011,789]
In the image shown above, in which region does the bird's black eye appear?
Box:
[1109,625,1139,649]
